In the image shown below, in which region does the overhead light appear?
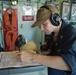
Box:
[12,0,18,5]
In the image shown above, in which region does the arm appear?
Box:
[32,54,71,71]
[18,51,71,71]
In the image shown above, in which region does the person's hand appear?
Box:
[16,51,36,63]
[41,49,51,55]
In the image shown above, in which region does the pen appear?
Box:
[19,48,21,52]
[0,54,2,62]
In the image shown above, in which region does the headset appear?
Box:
[41,5,61,26]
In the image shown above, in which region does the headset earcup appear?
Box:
[50,13,61,26]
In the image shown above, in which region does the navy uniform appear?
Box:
[46,20,76,75]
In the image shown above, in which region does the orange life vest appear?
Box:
[4,8,17,26]
[3,8,18,51]
[5,30,17,51]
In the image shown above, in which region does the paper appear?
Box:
[0,51,40,69]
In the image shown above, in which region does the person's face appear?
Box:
[40,19,55,35]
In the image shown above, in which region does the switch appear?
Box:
[20,24,23,29]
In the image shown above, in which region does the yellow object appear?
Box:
[20,40,38,52]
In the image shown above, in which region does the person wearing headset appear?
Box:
[17,4,76,75]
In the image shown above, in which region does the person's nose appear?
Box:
[40,25,44,31]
